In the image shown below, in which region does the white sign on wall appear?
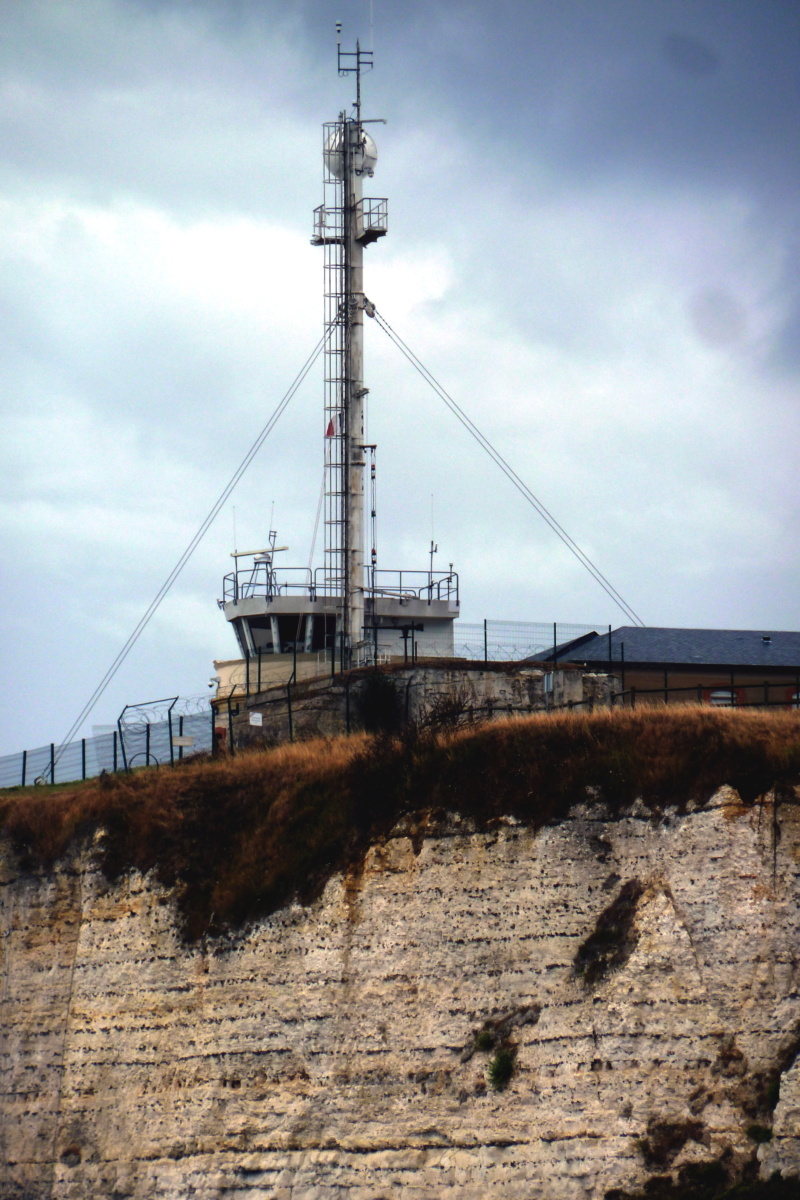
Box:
[249,712,263,726]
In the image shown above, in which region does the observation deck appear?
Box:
[311,198,388,246]
[219,563,459,661]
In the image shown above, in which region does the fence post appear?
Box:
[345,677,351,734]
[113,730,118,772]
[483,619,488,662]
[21,749,27,787]
[227,696,235,755]
[245,652,250,697]
[287,682,293,742]
[258,648,262,694]
[178,715,184,761]
[630,685,636,710]
[81,738,86,781]
[49,743,55,785]
[145,723,151,765]
[167,707,175,766]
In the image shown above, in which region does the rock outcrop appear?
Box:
[2,789,800,1198]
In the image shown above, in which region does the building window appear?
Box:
[708,688,736,707]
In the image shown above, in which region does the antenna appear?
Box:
[337,26,374,120]
[314,33,387,667]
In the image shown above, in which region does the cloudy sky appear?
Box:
[1,0,799,754]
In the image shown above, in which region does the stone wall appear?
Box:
[227,662,615,748]
[2,789,800,1198]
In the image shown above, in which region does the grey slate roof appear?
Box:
[529,626,800,669]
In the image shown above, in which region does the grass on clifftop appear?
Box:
[2,707,800,941]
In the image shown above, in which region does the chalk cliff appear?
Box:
[2,785,800,1199]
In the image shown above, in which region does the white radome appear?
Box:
[324,128,378,180]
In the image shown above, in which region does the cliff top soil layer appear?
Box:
[3,707,800,941]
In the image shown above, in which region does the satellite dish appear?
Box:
[324,128,378,180]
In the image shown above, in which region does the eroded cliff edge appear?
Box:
[3,716,800,1198]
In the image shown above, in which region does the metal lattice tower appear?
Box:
[311,39,386,659]
[217,33,459,678]
[317,121,347,602]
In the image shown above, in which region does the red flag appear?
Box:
[325,418,335,437]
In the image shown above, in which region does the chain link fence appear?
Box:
[0,622,605,788]
[0,701,213,789]
[453,620,599,662]
[217,619,604,695]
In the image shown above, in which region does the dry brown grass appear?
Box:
[2,707,799,941]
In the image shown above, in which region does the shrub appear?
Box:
[474,1029,494,1052]
[419,687,474,732]
[487,1046,516,1091]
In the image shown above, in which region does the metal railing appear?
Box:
[311,203,345,244]
[610,681,800,710]
[355,196,388,240]
[221,566,459,606]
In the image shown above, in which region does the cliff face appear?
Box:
[2,790,800,1199]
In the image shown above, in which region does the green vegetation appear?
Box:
[1,707,799,941]
[474,1029,494,1052]
[487,1046,516,1091]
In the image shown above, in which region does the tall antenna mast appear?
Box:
[218,46,459,680]
[312,27,386,667]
